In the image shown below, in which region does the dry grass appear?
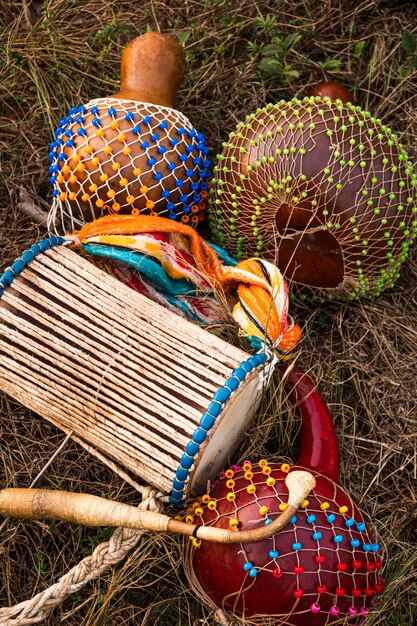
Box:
[1,0,416,624]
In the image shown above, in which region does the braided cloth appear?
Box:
[73,214,302,356]
[0,487,162,626]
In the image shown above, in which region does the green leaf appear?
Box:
[177,30,192,45]
[258,57,284,75]
[318,58,342,72]
[283,33,302,52]
[284,68,300,79]
[262,42,284,57]
[352,40,366,58]
[402,29,417,56]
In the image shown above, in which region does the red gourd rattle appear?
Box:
[185,365,385,625]
[48,32,210,229]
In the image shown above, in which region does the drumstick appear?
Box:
[0,470,315,544]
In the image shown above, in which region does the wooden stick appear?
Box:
[0,471,315,544]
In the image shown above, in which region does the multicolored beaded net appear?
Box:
[48,98,211,231]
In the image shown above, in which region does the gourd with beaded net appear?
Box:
[48,32,211,231]
[209,96,417,300]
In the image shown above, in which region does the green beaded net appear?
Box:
[208,97,417,301]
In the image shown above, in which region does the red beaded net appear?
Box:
[185,462,384,626]
[208,97,417,301]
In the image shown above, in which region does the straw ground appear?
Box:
[1,1,416,624]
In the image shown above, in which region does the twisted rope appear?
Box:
[0,487,163,626]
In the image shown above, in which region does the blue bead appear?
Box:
[142,115,152,124]
[154,172,163,181]
[292,542,302,551]
[185,441,199,457]
[172,478,184,491]
[183,205,191,215]
[49,152,57,162]
[59,118,68,127]
[326,514,336,523]
[213,387,231,404]
[180,194,189,203]
[306,514,316,524]
[75,116,84,124]
[170,138,179,147]
[79,105,87,114]
[125,111,135,122]
[193,157,202,166]
[248,355,260,368]
[92,117,101,127]
[158,146,167,154]
[175,467,188,481]
[356,522,366,532]
[49,164,60,174]
[345,518,355,528]
[159,121,168,129]
[168,212,177,220]
[206,401,222,418]
[21,250,34,263]
[107,107,117,118]
[132,125,141,135]
[151,133,160,141]
[243,562,253,572]
[66,139,75,148]
[201,182,209,190]
[186,144,194,153]
[199,413,215,430]
[1,270,14,286]
[11,259,25,274]
[179,154,188,162]
[167,163,176,171]
[57,154,66,162]
[69,107,78,115]
[362,544,372,552]
[225,377,239,392]
[55,129,63,137]
[166,201,175,210]
[193,428,207,444]
[148,157,157,166]
[188,129,197,138]
[180,454,194,470]
[290,515,297,524]
[77,128,87,137]
[312,532,323,540]
[141,141,149,149]
[191,182,199,191]
[196,132,205,141]
[169,495,182,507]
[240,361,253,373]
[371,544,380,552]
[186,169,195,178]
[269,550,279,559]
[177,127,186,135]
[52,189,59,196]
[264,519,273,526]
[162,190,171,198]
[203,159,212,168]
[175,179,184,187]
[248,568,258,577]
[64,129,73,137]
[202,146,209,156]
[333,535,344,543]
[350,539,360,548]
[199,169,208,178]
[196,142,205,151]
[192,193,201,203]
[39,240,50,252]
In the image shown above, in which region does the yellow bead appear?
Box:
[81,193,90,202]
[69,174,78,184]
[99,173,109,182]
[226,492,236,502]
[229,518,239,528]
[262,466,272,475]
[246,484,256,494]
[339,506,348,514]
[126,194,135,203]
[111,162,121,171]
[133,167,142,176]
[320,502,330,511]
[61,165,71,175]
[226,479,235,489]
[140,185,148,194]
[191,537,201,548]
[123,146,132,155]
[84,145,93,154]
[259,505,269,516]
[281,463,291,473]
[266,477,276,487]
[244,471,253,480]
[119,178,128,187]
[194,507,203,516]
[56,174,65,184]
[225,469,235,478]
[201,494,210,504]
[95,129,105,138]
[301,499,309,508]
[89,183,98,192]
[146,200,155,209]
[107,189,116,198]
[207,500,217,510]
[185,514,194,524]
[59,192,67,201]
[117,133,126,142]
[258,459,268,468]
[68,192,76,201]
[70,153,80,163]
[112,202,121,212]
[95,199,105,208]
[103,145,113,155]
[91,157,100,166]
[243,462,252,471]
[279,502,288,511]
[110,120,119,130]
[77,162,86,172]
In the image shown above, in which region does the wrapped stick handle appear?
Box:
[0,471,315,544]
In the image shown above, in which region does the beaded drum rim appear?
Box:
[0,239,273,507]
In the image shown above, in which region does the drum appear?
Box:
[0,243,273,505]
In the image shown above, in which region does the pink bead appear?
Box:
[330,606,340,616]
[360,607,369,615]
[310,603,321,614]
[348,607,358,615]
[219,472,226,479]
[231,465,241,471]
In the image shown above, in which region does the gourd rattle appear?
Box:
[209,96,417,299]
[186,365,385,625]
[48,32,211,229]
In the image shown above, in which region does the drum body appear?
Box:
[0,246,271,505]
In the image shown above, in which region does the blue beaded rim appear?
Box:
[0,237,66,297]
[169,350,269,507]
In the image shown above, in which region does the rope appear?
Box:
[0,487,163,626]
